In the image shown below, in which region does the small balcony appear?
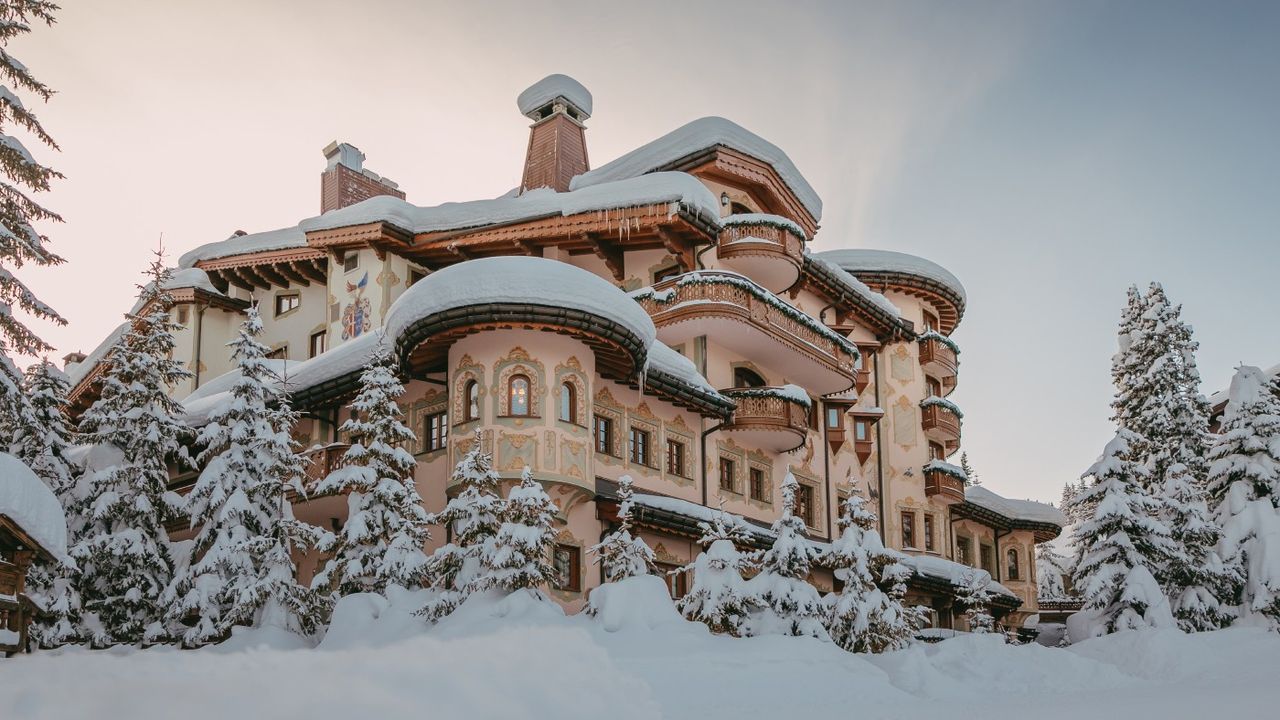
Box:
[721,387,811,452]
[924,463,966,504]
[919,332,959,390]
[921,398,962,447]
[716,216,804,293]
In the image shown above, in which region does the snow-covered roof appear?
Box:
[183,359,293,404]
[0,452,68,562]
[629,492,774,542]
[965,485,1067,527]
[1207,362,1280,408]
[895,553,1017,599]
[815,248,967,306]
[517,74,592,117]
[65,321,127,388]
[645,343,719,399]
[385,257,657,353]
[571,117,823,222]
[129,267,229,313]
[178,226,308,268]
[302,172,720,238]
[804,252,902,320]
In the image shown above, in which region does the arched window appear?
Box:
[729,201,753,215]
[464,380,479,422]
[733,367,766,388]
[509,375,531,416]
[559,381,576,423]
[1006,548,1020,581]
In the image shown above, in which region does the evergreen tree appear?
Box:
[73,255,191,646]
[312,344,430,596]
[822,491,919,652]
[1208,365,1280,629]
[956,568,995,634]
[1109,285,1150,433]
[589,475,655,583]
[0,0,66,444]
[479,465,558,594]
[959,452,980,486]
[418,432,502,621]
[677,505,757,636]
[1068,430,1176,634]
[1059,481,1080,523]
[1162,461,1232,631]
[1035,541,1071,601]
[745,471,827,639]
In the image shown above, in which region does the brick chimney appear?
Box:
[517,75,592,194]
[320,141,406,213]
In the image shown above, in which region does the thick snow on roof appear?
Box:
[65,321,127,388]
[805,253,902,319]
[281,330,385,395]
[966,485,1067,527]
[816,248,966,305]
[129,268,228,313]
[178,226,308,268]
[303,172,720,237]
[517,74,592,117]
[1208,362,1280,408]
[182,358,292,403]
[645,343,719,398]
[0,452,68,562]
[630,492,773,541]
[385,257,657,352]
[896,553,1017,599]
[571,117,823,222]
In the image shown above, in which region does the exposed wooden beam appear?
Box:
[206,269,233,293]
[294,260,326,284]
[223,267,255,291]
[448,243,473,260]
[238,266,271,290]
[584,232,624,281]
[657,226,693,272]
[277,263,310,287]
[257,264,290,288]
[511,239,537,256]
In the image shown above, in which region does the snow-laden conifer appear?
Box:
[418,433,502,621]
[312,344,430,595]
[677,504,756,636]
[1068,430,1177,634]
[1208,365,1280,628]
[1162,461,1232,630]
[745,471,827,639]
[589,475,655,583]
[822,492,918,652]
[957,568,995,634]
[1035,541,1072,602]
[959,452,980,486]
[73,255,191,646]
[479,465,558,594]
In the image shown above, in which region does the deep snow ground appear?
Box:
[4,579,1278,720]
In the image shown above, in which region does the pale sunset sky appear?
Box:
[10,0,1280,505]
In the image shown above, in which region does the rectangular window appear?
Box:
[656,562,688,599]
[980,544,993,574]
[629,427,651,467]
[552,544,581,592]
[275,293,300,317]
[929,442,946,461]
[594,415,614,456]
[309,330,327,358]
[175,306,190,325]
[719,457,735,492]
[901,511,916,548]
[923,311,939,332]
[794,482,815,527]
[342,251,359,273]
[749,467,767,502]
[408,269,426,286]
[924,514,935,552]
[854,419,870,441]
[826,406,842,429]
[424,411,448,452]
[666,439,685,477]
[957,537,971,565]
[926,376,942,398]
[653,265,682,283]
[266,346,287,360]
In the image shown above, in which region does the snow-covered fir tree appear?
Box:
[1035,541,1072,601]
[478,465,558,594]
[1162,461,1232,631]
[959,452,980,486]
[1059,481,1082,524]
[677,505,757,636]
[73,255,191,646]
[589,475,655,583]
[418,432,502,621]
[0,0,66,449]
[1109,285,1150,433]
[1068,430,1177,634]
[1208,365,1280,629]
[312,344,430,596]
[745,471,827,639]
[957,568,995,634]
[822,491,919,653]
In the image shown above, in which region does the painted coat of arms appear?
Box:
[341,271,372,340]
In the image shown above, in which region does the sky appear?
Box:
[10,0,1280,504]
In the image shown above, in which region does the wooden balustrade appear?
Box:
[924,468,966,503]
[921,402,961,441]
[919,336,959,378]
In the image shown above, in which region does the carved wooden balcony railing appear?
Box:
[921,401,962,445]
[716,219,804,293]
[919,335,959,387]
[721,387,811,452]
[924,467,966,503]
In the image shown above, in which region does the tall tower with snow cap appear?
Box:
[518,74,592,193]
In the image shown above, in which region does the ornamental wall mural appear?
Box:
[341,271,372,340]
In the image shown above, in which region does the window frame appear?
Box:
[342,251,359,273]
[1006,548,1020,581]
[265,345,288,361]
[718,457,736,493]
[628,426,652,467]
[794,482,815,527]
[656,562,689,599]
[275,293,301,317]
[901,510,916,549]
[923,514,935,552]
[507,374,532,417]
[552,544,581,592]
[424,410,448,453]
[464,380,480,422]
[309,330,327,358]
[665,438,686,477]
[594,414,615,457]
[749,467,767,502]
[559,381,576,424]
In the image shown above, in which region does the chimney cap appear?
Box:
[323,141,366,172]
[517,74,592,121]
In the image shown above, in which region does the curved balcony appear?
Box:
[716,216,804,293]
[921,397,962,448]
[924,463,966,504]
[919,332,959,391]
[634,271,858,396]
[720,387,811,452]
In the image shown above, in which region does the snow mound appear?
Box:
[178,226,308,268]
[384,257,657,353]
[815,248,967,306]
[319,585,433,651]
[587,575,697,634]
[0,452,68,562]
[571,117,823,221]
[517,74,592,117]
[965,485,1067,527]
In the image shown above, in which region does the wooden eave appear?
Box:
[304,220,414,258]
[799,257,912,339]
[951,501,1063,544]
[0,514,57,563]
[661,145,818,238]
[855,272,965,334]
[195,246,329,293]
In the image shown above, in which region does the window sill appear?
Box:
[498,414,541,420]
